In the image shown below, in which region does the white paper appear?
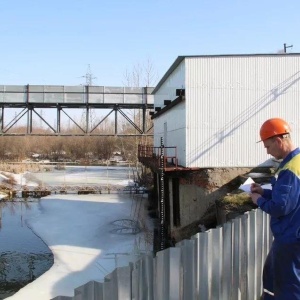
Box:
[261,183,272,189]
[239,178,272,193]
[239,177,255,193]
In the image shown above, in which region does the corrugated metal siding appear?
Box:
[185,55,300,167]
[153,61,185,109]
[154,102,186,166]
[153,60,186,165]
[52,209,272,300]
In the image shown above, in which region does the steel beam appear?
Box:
[0,85,154,136]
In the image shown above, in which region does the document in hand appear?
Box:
[239,177,272,193]
[261,183,272,189]
[239,177,255,193]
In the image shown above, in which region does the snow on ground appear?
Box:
[2,170,152,300]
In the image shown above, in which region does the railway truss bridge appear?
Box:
[0,85,154,136]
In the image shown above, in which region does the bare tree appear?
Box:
[143,58,159,87]
[123,58,159,87]
[121,59,158,165]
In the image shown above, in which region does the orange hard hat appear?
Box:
[259,118,291,141]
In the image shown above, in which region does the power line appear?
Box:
[79,65,97,129]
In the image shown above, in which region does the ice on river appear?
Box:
[3,166,152,300]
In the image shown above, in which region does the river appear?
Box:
[0,201,54,299]
[0,165,137,299]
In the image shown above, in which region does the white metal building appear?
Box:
[152,54,300,168]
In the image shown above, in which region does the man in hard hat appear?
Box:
[250,117,300,299]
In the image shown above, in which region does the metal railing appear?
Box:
[138,145,178,170]
[0,85,154,105]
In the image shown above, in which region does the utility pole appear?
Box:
[284,43,293,53]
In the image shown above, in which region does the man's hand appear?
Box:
[250,183,263,205]
[250,183,263,195]
[250,193,261,205]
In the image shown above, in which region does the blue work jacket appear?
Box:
[257,147,300,243]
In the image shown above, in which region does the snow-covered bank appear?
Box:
[2,169,151,300]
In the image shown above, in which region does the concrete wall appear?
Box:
[168,167,254,241]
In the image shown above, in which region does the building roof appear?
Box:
[152,53,300,94]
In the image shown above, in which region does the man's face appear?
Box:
[263,136,283,160]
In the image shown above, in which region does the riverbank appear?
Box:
[2,168,152,300]
[6,193,151,300]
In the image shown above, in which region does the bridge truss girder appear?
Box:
[0,85,154,136]
[0,104,154,136]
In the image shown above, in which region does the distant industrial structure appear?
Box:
[80,64,97,86]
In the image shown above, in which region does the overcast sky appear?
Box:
[0,0,299,86]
